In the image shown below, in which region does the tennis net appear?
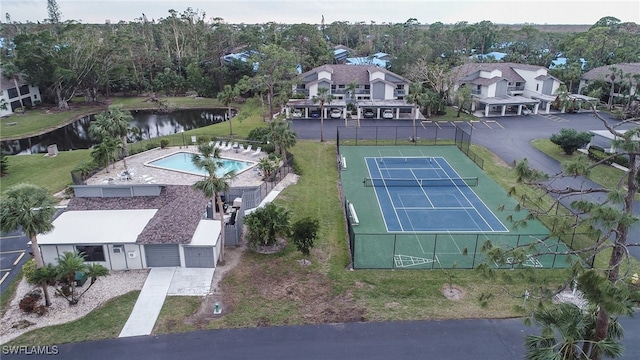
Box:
[363,177,478,187]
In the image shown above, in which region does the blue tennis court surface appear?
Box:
[365,157,508,233]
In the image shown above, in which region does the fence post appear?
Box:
[432,235,438,269]
[472,234,480,268]
[392,235,397,269]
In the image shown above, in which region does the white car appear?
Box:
[522,108,532,116]
[330,109,342,119]
[382,109,394,119]
[292,109,302,118]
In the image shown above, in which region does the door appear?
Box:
[144,244,180,267]
[184,246,215,268]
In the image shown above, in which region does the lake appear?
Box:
[1,109,234,155]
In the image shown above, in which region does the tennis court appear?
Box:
[365,156,507,233]
[339,144,576,269]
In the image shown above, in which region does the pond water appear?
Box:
[1,108,234,155]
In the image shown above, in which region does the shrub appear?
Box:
[19,290,44,315]
[588,148,612,164]
[22,259,38,285]
[159,139,170,148]
[146,142,159,150]
[550,128,593,155]
[0,150,8,176]
[244,203,291,248]
[196,135,210,145]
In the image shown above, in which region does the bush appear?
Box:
[22,259,38,285]
[146,142,160,150]
[159,139,170,148]
[19,290,45,315]
[247,127,269,142]
[614,155,629,168]
[588,148,612,164]
[196,135,210,145]
[550,128,593,155]
[0,150,8,176]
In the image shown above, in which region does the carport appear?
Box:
[473,95,540,117]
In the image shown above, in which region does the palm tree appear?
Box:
[454,85,472,118]
[524,303,625,360]
[0,184,56,306]
[312,87,333,142]
[217,84,240,135]
[91,137,118,172]
[55,251,86,305]
[244,202,291,247]
[191,144,236,264]
[407,83,425,142]
[2,62,24,110]
[266,118,297,165]
[89,106,133,158]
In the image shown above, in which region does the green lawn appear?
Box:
[0,149,92,194]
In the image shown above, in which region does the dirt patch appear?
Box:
[254,238,287,254]
[442,285,466,301]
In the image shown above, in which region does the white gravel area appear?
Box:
[0,269,149,345]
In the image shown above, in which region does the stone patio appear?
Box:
[85,146,266,187]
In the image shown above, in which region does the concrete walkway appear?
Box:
[119,267,176,338]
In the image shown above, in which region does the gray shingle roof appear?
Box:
[453,62,550,84]
[298,64,409,85]
[66,185,208,244]
[0,69,28,91]
[581,63,640,83]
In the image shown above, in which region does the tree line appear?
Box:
[1,3,638,113]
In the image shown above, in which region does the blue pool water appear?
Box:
[147,152,255,176]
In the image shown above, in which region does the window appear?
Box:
[536,84,539,92]
[364,85,370,90]
[7,88,18,99]
[338,84,345,89]
[396,84,404,89]
[76,245,106,262]
[19,85,30,96]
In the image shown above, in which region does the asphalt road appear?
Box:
[3,315,639,359]
[0,229,30,294]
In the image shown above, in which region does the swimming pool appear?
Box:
[146,152,255,177]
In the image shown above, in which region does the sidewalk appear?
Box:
[119,267,176,338]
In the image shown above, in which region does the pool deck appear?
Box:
[86,146,267,187]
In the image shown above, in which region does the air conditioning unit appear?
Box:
[113,245,124,254]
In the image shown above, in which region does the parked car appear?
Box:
[382,109,394,119]
[363,109,375,118]
[522,107,532,116]
[330,108,342,119]
[292,109,303,118]
[310,110,320,118]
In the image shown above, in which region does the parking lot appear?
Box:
[0,230,30,294]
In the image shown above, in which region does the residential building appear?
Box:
[287,64,412,119]
[37,185,246,270]
[453,62,563,116]
[578,63,640,98]
[0,69,42,117]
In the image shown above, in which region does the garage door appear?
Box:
[184,246,215,268]
[144,244,180,267]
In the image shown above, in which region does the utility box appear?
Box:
[233,198,242,208]
[47,144,59,157]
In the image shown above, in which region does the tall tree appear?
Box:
[217,84,239,135]
[250,44,298,117]
[266,118,297,164]
[312,87,333,142]
[191,144,236,264]
[89,106,134,159]
[0,184,56,306]
[493,108,640,360]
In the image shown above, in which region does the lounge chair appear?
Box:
[231,142,239,152]
[219,141,227,150]
[242,145,253,154]
[213,141,221,148]
[251,147,262,156]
